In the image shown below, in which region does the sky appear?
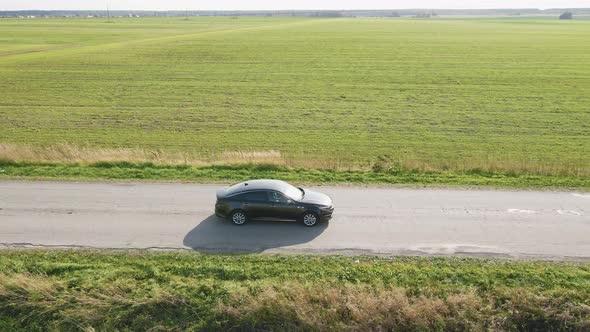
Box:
[1,0,588,11]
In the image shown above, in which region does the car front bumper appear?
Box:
[319,207,334,221]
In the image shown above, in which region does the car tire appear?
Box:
[230,210,247,226]
[302,212,319,227]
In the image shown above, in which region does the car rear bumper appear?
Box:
[215,202,230,218]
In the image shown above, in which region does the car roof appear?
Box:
[225,179,290,196]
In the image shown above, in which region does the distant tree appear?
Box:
[560,12,573,20]
[318,11,343,17]
[389,12,400,17]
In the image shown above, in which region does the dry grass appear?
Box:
[0,143,588,176]
[219,150,286,165]
[219,283,488,331]
[0,273,190,331]
[218,283,590,331]
[0,143,201,165]
[0,143,289,167]
[0,273,59,303]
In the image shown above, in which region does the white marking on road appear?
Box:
[508,209,536,214]
[557,210,583,216]
[573,193,590,198]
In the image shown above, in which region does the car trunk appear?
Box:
[216,187,228,200]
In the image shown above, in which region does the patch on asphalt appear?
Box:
[556,210,583,216]
[411,244,510,256]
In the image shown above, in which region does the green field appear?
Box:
[1,17,589,183]
[1,250,589,331]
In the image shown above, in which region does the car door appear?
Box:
[267,191,303,221]
[240,191,272,219]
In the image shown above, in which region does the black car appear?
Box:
[215,179,334,227]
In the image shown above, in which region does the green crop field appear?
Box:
[1,17,589,185]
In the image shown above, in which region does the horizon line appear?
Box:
[1,7,587,12]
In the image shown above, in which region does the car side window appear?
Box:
[242,191,268,202]
[230,193,247,201]
[268,191,290,204]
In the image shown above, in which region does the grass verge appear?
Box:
[0,160,588,190]
[0,250,588,331]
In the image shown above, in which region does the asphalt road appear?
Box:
[0,181,588,259]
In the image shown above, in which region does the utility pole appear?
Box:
[106,2,111,22]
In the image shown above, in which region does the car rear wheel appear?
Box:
[231,210,247,225]
[302,212,319,227]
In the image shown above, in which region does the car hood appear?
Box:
[299,189,332,207]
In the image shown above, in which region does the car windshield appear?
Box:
[283,183,304,201]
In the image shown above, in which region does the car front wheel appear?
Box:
[230,210,247,225]
[302,212,319,227]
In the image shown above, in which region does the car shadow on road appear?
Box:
[183,214,329,254]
